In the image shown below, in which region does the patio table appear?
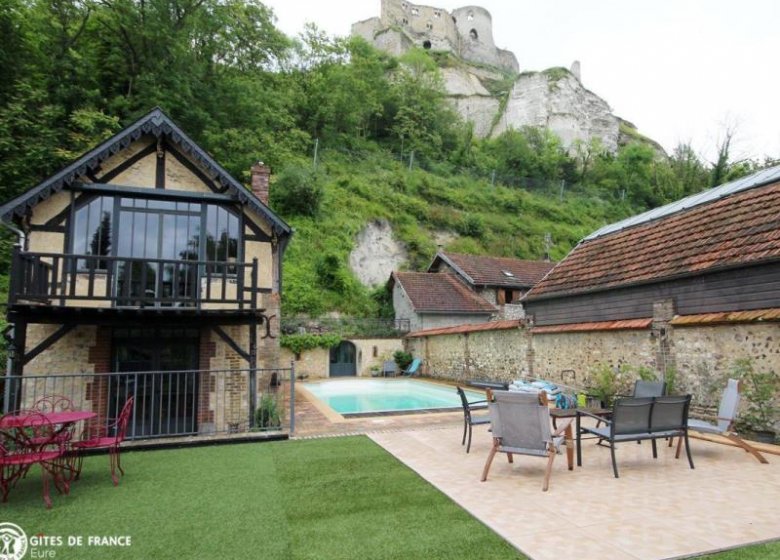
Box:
[551,407,610,429]
[0,410,97,430]
[0,410,95,507]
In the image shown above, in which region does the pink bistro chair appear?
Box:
[31,395,76,446]
[0,411,69,508]
[32,395,75,414]
[71,397,134,486]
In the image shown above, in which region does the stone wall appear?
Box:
[280,338,405,378]
[673,323,780,404]
[406,325,529,383]
[532,329,657,388]
[404,321,780,406]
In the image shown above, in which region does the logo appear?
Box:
[0,523,27,560]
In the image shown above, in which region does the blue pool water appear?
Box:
[301,379,484,415]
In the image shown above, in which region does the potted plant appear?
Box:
[588,363,620,408]
[734,359,779,443]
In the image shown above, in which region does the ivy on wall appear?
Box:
[280,333,342,358]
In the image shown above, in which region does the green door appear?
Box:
[329,341,357,377]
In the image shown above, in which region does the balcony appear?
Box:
[8,250,261,314]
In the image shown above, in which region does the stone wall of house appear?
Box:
[280,338,405,378]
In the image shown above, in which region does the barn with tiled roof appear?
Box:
[524,165,780,327]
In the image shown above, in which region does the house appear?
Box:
[523,165,780,387]
[389,271,496,332]
[428,251,555,319]
[0,108,292,437]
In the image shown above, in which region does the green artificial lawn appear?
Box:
[699,541,780,560]
[4,436,524,559]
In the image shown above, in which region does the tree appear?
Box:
[670,142,708,196]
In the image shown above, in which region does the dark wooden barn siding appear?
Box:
[525,261,780,326]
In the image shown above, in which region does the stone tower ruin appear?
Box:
[352,0,519,73]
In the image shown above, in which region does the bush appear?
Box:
[393,350,413,371]
[269,165,325,217]
[733,358,779,433]
[255,393,281,429]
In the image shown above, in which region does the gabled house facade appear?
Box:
[428,252,555,319]
[389,271,496,332]
[1,108,292,437]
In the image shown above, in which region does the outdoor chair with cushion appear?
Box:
[381,360,397,377]
[481,390,574,491]
[72,396,134,486]
[577,395,694,478]
[456,386,490,453]
[402,358,422,376]
[683,378,768,464]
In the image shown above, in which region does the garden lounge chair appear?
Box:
[481,390,574,491]
[402,358,422,376]
[456,387,490,453]
[686,378,768,464]
[72,396,135,485]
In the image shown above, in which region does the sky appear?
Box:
[263,0,780,162]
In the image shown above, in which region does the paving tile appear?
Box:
[368,426,780,560]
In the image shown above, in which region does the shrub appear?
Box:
[315,252,350,292]
[733,358,779,433]
[393,350,413,371]
[255,393,281,429]
[270,165,325,217]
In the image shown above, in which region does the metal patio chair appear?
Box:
[0,411,69,508]
[456,386,490,453]
[72,396,135,485]
[481,390,574,491]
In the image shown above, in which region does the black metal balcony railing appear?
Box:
[0,367,295,439]
[281,317,411,338]
[9,249,259,310]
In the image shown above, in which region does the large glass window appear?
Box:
[72,196,113,269]
[71,195,241,274]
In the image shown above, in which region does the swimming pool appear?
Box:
[301,379,484,415]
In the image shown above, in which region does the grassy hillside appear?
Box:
[280,148,634,318]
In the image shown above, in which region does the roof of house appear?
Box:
[669,308,780,327]
[0,107,292,238]
[405,319,522,338]
[531,318,653,334]
[392,272,496,314]
[525,166,780,300]
[429,252,555,289]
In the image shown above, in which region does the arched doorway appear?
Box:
[329,341,357,377]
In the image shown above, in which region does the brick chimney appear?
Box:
[250,161,270,205]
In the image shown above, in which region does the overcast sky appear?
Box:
[264,0,780,162]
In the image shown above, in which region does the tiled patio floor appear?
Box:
[369,424,780,560]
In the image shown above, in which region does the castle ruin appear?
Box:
[352,0,519,74]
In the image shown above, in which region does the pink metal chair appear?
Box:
[30,395,76,446]
[71,397,134,486]
[0,411,69,508]
[32,395,75,413]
